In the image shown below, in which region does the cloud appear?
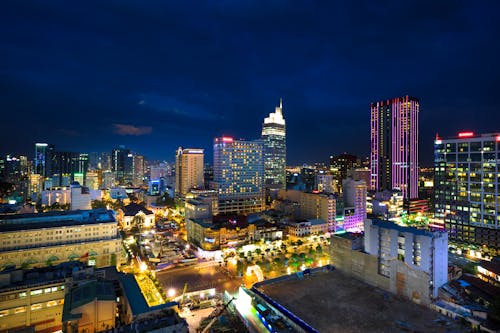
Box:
[113,124,152,136]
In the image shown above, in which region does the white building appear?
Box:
[364,218,448,298]
[342,177,367,232]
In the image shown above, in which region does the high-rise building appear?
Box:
[132,154,144,187]
[329,153,360,193]
[34,143,55,177]
[175,148,204,198]
[111,146,130,185]
[262,99,286,193]
[434,131,500,247]
[370,96,419,200]
[342,178,367,232]
[212,137,264,214]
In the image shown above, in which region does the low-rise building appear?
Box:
[118,203,155,230]
[0,209,121,269]
[62,280,117,333]
[278,190,337,231]
[0,262,84,332]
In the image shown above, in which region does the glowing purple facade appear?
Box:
[370,96,419,200]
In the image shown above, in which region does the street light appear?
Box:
[168,288,176,298]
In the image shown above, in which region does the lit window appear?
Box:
[31,303,42,311]
[30,289,42,296]
[14,307,26,314]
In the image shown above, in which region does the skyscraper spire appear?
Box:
[280,98,283,110]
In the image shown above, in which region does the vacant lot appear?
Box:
[258,270,467,333]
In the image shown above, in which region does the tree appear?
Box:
[91,200,108,209]
[255,248,262,255]
[156,193,175,207]
[316,244,323,254]
[297,239,303,246]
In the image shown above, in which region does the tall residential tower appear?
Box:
[262,99,286,195]
[370,96,419,200]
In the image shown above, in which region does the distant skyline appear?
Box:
[1,1,500,165]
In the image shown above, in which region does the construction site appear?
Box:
[257,269,469,333]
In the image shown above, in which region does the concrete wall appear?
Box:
[330,235,390,290]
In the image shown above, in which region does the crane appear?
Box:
[200,297,236,333]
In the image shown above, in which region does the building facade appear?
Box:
[364,219,448,299]
[0,209,121,269]
[175,148,204,198]
[212,137,264,214]
[342,178,367,232]
[370,96,419,200]
[434,132,500,247]
[278,189,337,231]
[262,99,286,193]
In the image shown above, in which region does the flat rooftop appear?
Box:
[0,209,116,232]
[257,270,467,333]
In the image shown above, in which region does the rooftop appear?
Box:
[0,209,116,232]
[118,273,177,316]
[62,280,116,322]
[370,218,445,237]
[257,269,467,333]
[121,203,153,216]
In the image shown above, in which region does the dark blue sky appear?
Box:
[1,1,499,165]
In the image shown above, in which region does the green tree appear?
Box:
[156,193,175,207]
[297,239,303,246]
[316,245,323,254]
[91,199,108,209]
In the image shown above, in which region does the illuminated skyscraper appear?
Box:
[175,148,204,198]
[262,99,286,194]
[111,146,129,185]
[34,143,55,177]
[213,137,264,214]
[370,96,419,199]
[434,131,500,247]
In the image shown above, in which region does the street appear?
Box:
[156,263,243,296]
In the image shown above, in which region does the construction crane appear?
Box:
[200,297,236,333]
[179,282,188,307]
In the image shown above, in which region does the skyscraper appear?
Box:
[434,131,500,247]
[212,137,264,214]
[175,148,204,198]
[262,99,286,194]
[370,96,419,200]
[111,146,130,185]
[34,143,55,177]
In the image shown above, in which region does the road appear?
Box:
[156,264,243,295]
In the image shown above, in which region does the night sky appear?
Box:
[1,1,499,166]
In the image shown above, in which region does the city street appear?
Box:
[156,263,243,296]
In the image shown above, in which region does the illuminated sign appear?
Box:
[222,137,233,142]
[458,131,474,138]
[496,135,500,142]
[186,149,203,154]
[204,237,215,243]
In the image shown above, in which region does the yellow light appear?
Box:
[139,262,148,272]
[167,288,176,297]
[287,267,291,275]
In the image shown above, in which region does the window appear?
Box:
[31,303,42,311]
[46,300,58,307]
[14,307,26,314]
[30,289,42,296]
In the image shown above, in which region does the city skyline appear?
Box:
[2,2,500,165]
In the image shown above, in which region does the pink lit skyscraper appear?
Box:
[370,96,419,200]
